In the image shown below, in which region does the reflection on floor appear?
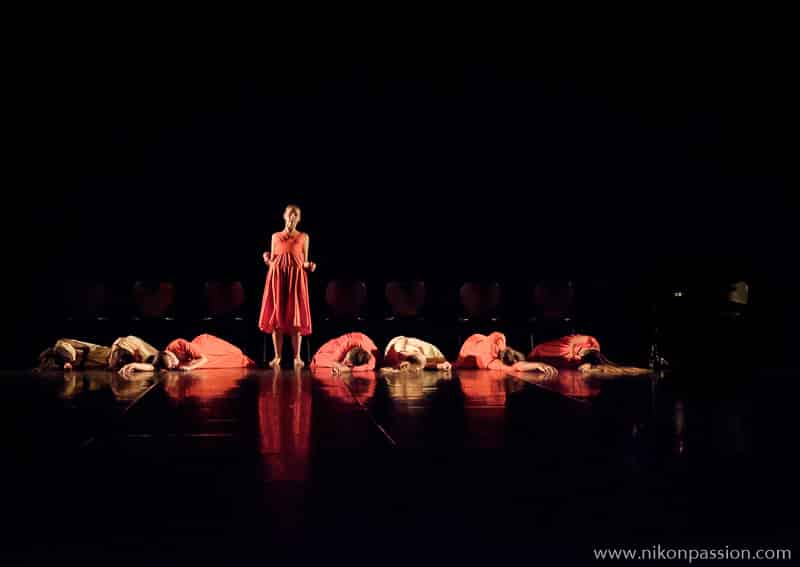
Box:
[1,364,795,563]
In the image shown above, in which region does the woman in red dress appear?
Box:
[259,204,316,369]
[528,334,650,376]
[454,332,558,375]
[118,334,256,376]
[309,332,380,375]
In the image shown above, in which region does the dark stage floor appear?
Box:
[2,365,796,564]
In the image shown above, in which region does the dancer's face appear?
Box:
[284,207,301,228]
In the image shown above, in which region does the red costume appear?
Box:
[454,332,527,371]
[528,334,601,366]
[166,334,255,368]
[259,231,312,336]
[309,332,379,372]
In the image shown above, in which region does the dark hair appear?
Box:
[348,347,370,367]
[405,353,425,370]
[499,348,525,366]
[109,349,134,370]
[53,348,74,365]
[38,348,61,369]
[579,349,612,366]
[153,350,175,369]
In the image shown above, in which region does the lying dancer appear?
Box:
[37,336,158,370]
[119,334,255,377]
[454,332,557,376]
[380,336,452,373]
[528,334,650,376]
[309,332,380,375]
[108,335,159,370]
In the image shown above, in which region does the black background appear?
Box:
[5,14,798,365]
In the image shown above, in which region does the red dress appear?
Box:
[259,231,312,336]
[309,332,379,371]
[454,332,528,371]
[166,334,256,368]
[528,334,601,366]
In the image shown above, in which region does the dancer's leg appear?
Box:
[291,333,304,368]
[270,331,283,368]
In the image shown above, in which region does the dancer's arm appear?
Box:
[303,234,316,272]
[178,355,208,371]
[510,361,559,376]
[263,234,278,266]
[119,362,156,376]
[330,362,351,375]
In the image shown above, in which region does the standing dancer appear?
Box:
[258,204,316,369]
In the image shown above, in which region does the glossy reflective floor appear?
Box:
[2,365,796,564]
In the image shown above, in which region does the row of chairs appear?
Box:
[62,278,749,322]
[56,278,750,367]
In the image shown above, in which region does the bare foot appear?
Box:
[293,358,305,369]
[269,358,281,369]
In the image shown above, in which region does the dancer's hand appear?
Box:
[304,261,317,272]
[523,362,558,377]
[262,251,271,265]
[331,362,350,375]
[119,364,136,378]
[437,361,452,371]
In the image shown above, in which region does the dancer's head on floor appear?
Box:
[578,349,612,366]
[395,353,427,372]
[107,348,135,371]
[344,346,370,367]
[284,204,301,230]
[576,348,649,375]
[499,347,525,366]
[153,350,181,370]
[38,346,72,369]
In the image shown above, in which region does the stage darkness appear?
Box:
[6,37,798,367]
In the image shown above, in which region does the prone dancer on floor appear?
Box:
[528,334,650,376]
[379,335,452,373]
[309,332,380,375]
[118,334,256,378]
[37,335,159,371]
[454,332,558,375]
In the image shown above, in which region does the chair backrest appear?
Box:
[385,281,426,317]
[132,280,176,318]
[204,281,246,316]
[459,281,502,319]
[532,280,575,320]
[325,280,367,317]
[725,280,749,306]
[63,280,111,319]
